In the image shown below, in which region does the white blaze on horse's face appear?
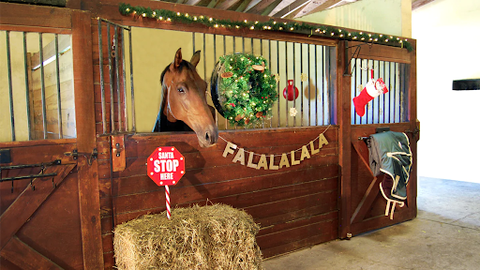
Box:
[163,48,218,148]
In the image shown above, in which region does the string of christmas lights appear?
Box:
[119,3,413,52]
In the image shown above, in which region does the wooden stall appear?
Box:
[0,1,419,269]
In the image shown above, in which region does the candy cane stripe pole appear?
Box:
[165,185,171,220]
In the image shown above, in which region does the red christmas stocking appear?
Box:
[353,70,388,117]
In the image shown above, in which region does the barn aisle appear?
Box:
[263,177,480,270]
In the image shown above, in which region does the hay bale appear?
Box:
[114,204,263,270]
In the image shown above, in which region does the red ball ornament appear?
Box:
[283,79,299,101]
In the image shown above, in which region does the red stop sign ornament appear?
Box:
[147,147,185,186]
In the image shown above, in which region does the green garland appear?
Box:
[119,3,413,52]
[215,54,278,126]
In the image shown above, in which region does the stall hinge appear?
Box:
[64,148,98,165]
[111,135,126,172]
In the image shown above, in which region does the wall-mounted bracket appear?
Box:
[343,41,373,76]
[111,134,126,172]
[0,159,62,192]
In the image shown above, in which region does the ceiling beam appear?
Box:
[271,0,312,18]
[185,0,202,5]
[247,0,279,14]
[216,0,241,10]
[293,0,344,18]
[207,0,219,8]
[235,0,253,12]
[261,0,284,16]
[412,0,435,10]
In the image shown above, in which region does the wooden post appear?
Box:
[71,10,104,269]
[338,40,352,239]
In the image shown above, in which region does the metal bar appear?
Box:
[99,18,131,30]
[39,33,47,139]
[203,33,206,80]
[192,32,195,53]
[359,58,363,125]
[268,39,272,128]
[322,45,325,125]
[251,37,254,54]
[285,41,288,127]
[352,58,356,125]
[213,34,218,125]
[300,43,303,127]
[6,31,15,141]
[0,173,57,183]
[260,38,263,55]
[292,42,296,127]
[242,36,245,53]
[121,28,128,131]
[114,26,122,131]
[307,44,311,126]
[382,60,386,123]
[224,35,228,129]
[0,160,61,170]
[54,34,63,138]
[128,27,136,132]
[388,61,392,123]
[23,32,31,140]
[233,35,236,53]
[314,44,318,125]
[276,40,280,128]
[394,62,397,123]
[98,20,107,134]
[107,24,115,132]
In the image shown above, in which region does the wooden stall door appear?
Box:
[340,42,420,238]
[0,4,103,269]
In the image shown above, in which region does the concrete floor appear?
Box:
[263,177,480,270]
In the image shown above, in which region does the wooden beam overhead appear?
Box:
[185,0,202,5]
[216,0,241,10]
[268,0,296,17]
[294,0,344,18]
[207,0,219,8]
[247,0,279,14]
[235,0,253,12]
[271,0,312,18]
[412,0,435,10]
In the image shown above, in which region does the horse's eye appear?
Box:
[177,87,185,93]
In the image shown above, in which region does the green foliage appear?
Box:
[119,3,413,52]
[217,54,278,127]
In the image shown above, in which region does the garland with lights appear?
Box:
[119,3,413,51]
[211,54,278,126]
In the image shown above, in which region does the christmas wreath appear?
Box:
[211,54,278,126]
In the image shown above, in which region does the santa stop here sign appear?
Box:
[147,147,185,186]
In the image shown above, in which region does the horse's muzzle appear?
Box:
[197,125,218,148]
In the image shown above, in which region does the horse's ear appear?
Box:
[173,48,183,69]
[190,50,201,67]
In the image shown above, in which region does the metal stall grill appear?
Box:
[193,32,335,130]
[96,19,135,135]
[350,58,409,125]
[96,25,334,134]
[0,30,75,142]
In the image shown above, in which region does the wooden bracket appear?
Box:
[111,135,126,172]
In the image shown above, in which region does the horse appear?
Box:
[152,48,218,148]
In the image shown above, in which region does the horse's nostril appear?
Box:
[205,132,210,142]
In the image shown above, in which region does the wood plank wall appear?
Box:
[97,126,339,267]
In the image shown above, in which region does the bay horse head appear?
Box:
[153,48,218,148]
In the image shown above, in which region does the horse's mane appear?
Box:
[152,60,195,132]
